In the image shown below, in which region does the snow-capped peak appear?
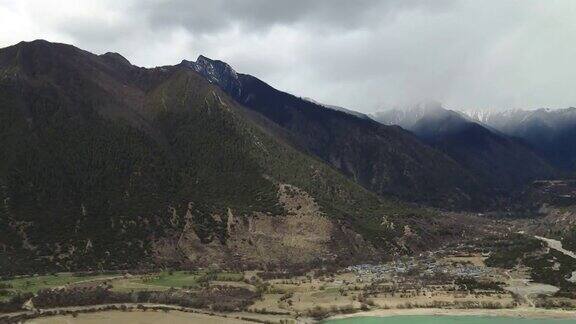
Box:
[181,55,242,96]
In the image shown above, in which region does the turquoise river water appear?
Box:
[325,315,576,324]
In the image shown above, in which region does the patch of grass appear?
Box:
[108,278,170,293]
[215,272,244,282]
[0,273,112,298]
[117,270,244,291]
[138,271,200,288]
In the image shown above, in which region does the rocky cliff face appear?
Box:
[181,56,243,98]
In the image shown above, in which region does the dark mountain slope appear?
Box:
[466,108,576,171]
[0,40,444,274]
[182,57,488,209]
[373,105,556,192]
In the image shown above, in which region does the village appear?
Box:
[2,238,576,323]
[345,251,493,282]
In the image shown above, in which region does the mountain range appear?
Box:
[0,40,573,274]
[464,108,576,170]
[372,104,558,193]
[0,40,457,274]
[181,56,489,209]
[373,104,576,177]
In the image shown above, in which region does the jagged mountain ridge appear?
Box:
[181,56,490,209]
[0,40,445,274]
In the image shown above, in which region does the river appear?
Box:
[325,315,576,323]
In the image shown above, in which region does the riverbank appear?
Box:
[0,303,297,324]
[7,305,576,324]
[3,235,576,323]
[26,310,252,324]
[327,307,576,321]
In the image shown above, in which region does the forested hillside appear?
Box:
[0,40,439,275]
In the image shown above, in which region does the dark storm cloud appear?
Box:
[2,0,576,112]
[141,0,448,33]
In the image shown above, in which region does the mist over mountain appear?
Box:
[372,103,557,192]
[463,107,576,170]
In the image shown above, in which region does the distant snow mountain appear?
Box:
[371,103,557,191]
[462,107,576,169]
[377,104,576,170]
[463,108,546,133]
[463,107,576,135]
[371,102,472,132]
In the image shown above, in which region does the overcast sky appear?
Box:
[1,0,575,113]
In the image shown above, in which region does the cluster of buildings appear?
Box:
[345,254,491,281]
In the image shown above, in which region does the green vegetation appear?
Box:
[0,270,244,303]
[0,42,436,274]
[0,69,287,273]
[244,106,437,248]
[144,271,200,288]
[484,234,544,269]
[129,270,244,290]
[0,273,113,301]
[0,270,254,314]
[524,249,576,294]
[562,226,576,252]
[482,233,576,296]
[455,277,503,292]
[30,285,259,312]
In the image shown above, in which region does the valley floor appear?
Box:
[3,207,576,323]
[2,246,576,323]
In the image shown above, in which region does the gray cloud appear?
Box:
[141,0,418,33]
[1,0,576,112]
